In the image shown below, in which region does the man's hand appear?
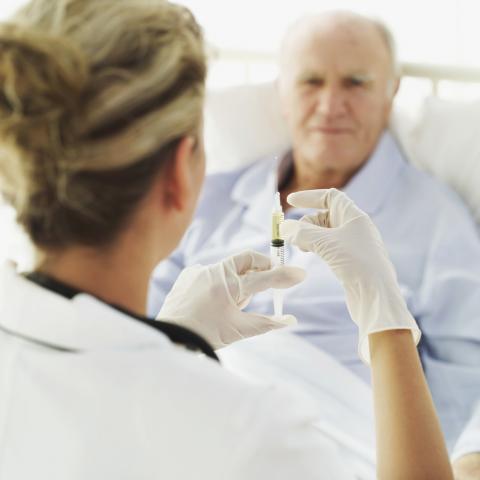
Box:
[453,453,480,480]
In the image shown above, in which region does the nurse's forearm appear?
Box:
[369,330,453,480]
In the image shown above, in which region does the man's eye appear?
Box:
[303,78,323,87]
[345,77,365,88]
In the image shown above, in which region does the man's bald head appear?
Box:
[277,10,400,184]
[280,11,400,88]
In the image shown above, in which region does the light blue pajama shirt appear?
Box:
[148,131,480,455]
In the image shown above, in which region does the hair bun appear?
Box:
[0,22,89,228]
[0,0,206,250]
[0,23,88,122]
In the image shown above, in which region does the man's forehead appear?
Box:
[282,14,391,71]
[298,68,376,81]
[291,41,386,79]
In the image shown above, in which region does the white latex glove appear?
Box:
[280,188,421,364]
[157,250,306,350]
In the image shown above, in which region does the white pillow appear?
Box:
[391,97,480,223]
[205,82,480,223]
[204,82,290,172]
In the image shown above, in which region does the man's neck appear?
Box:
[279,156,362,210]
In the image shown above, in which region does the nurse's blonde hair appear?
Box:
[0,0,206,248]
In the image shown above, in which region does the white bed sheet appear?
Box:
[219,330,376,480]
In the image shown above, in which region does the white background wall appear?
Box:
[1,0,480,265]
[3,0,480,68]
[177,0,480,67]
[2,0,480,90]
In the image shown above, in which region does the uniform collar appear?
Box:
[0,263,170,352]
[343,131,406,215]
[230,130,406,232]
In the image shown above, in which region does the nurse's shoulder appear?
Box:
[125,338,354,480]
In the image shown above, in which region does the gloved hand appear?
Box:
[280,188,421,364]
[157,250,305,350]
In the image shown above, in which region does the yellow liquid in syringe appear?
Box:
[272,211,284,240]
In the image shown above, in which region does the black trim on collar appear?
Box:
[0,322,80,353]
[24,272,219,362]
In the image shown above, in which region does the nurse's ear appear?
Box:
[162,136,198,212]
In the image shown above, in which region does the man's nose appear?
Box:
[315,86,347,117]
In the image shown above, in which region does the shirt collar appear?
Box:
[0,263,170,352]
[231,130,406,226]
[343,131,406,215]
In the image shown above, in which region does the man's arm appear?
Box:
[415,203,480,455]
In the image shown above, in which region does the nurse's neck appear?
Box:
[37,225,162,318]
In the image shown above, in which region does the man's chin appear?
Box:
[308,135,352,153]
[304,144,363,169]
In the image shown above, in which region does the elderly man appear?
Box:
[148,11,480,476]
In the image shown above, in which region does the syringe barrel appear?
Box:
[271,211,285,240]
[270,239,285,267]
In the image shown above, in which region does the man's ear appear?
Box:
[385,77,401,120]
[392,77,401,97]
[163,136,196,211]
[277,77,290,119]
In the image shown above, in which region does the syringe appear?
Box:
[271,192,285,317]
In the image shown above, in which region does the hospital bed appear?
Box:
[205,52,480,480]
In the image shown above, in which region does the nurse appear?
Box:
[0,0,453,479]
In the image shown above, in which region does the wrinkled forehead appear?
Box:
[282,17,392,78]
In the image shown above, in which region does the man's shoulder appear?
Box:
[197,165,249,211]
[382,132,468,216]
[196,157,276,217]
[401,161,472,218]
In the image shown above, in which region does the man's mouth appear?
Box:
[310,126,353,135]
